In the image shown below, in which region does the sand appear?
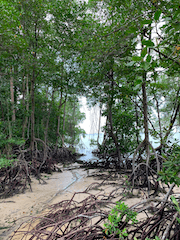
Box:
[0,164,111,239]
[1,164,179,240]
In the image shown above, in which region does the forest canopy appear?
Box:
[0,0,180,193]
[1,1,180,239]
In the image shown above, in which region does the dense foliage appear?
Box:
[0,0,180,190]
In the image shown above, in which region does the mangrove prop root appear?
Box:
[0,147,76,198]
[8,171,180,240]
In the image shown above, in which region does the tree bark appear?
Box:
[71,101,76,145]
[30,20,38,152]
[22,76,29,140]
[0,101,5,121]
[44,89,55,146]
[97,108,101,145]
[108,105,121,162]
[62,100,67,147]
[10,69,16,122]
[56,92,63,149]
[107,69,121,162]
[134,99,140,145]
[142,71,149,144]
[154,95,163,144]
[30,71,35,152]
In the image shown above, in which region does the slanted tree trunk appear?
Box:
[155,87,180,151]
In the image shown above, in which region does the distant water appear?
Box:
[140,131,180,148]
[77,131,180,162]
[77,133,103,162]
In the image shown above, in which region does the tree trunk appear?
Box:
[108,105,121,162]
[164,104,180,141]
[62,100,67,147]
[134,99,140,145]
[142,71,149,144]
[107,69,121,162]
[155,95,163,144]
[55,92,63,149]
[30,20,38,152]
[10,69,16,122]
[71,101,76,145]
[55,92,67,149]
[0,101,5,121]
[22,76,29,140]
[44,89,55,146]
[30,71,35,152]
[38,89,55,175]
[97,108,101,145]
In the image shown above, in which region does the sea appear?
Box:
[77,131,180,162]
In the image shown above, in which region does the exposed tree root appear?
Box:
[0,145,77,198]
[0,159,31,198]
[8,170,180,240]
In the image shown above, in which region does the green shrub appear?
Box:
[104,201,138,239]
[158,144,180,186]
[0,157,17,169]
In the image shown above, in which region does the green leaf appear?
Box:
[141,20,152,25]
[171,196,179,206]
[126,61,135,66]
[155,237,161,240]
[176,217,180,224]
[142,40,155,47]
[141,47,147,57]
[154,10,162,21]
[132,56,142,61]
[146,55,152,62]
[135,79,142,85]
[140,61,150,71]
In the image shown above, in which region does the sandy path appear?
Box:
[2,165,179,240]
[5,169,149,240]
[0,164,95,240]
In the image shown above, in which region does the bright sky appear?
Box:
[79,97,106,134]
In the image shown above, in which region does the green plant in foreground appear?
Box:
[134,237,164,240]
[171,195,180,224]
[143,237,161,240]
[158,144,180,186]
[104,201,138,239]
